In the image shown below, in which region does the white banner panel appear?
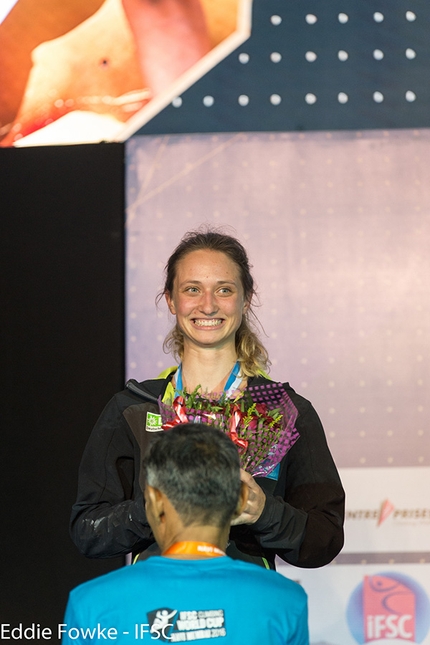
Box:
[278,562,430,645]
[341,467,430,554]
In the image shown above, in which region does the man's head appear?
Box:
[143,424,243,542]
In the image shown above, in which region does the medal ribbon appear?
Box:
[174,361,241,398]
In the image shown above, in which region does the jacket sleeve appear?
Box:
[70,395,154,558]
[251,393,345,568]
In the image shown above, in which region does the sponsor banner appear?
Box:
[340,468,430,554]
[277,562,430,645]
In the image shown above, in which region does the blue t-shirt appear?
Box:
[62,556,308,644]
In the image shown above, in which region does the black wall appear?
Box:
[1,143,125,636]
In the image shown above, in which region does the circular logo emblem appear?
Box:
[346,572,430,644]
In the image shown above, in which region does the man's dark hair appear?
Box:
[143,424,241,528]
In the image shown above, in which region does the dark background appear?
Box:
[2,0,430,638]
[1,143,125,632]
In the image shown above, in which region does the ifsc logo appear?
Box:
[346,572,430,644]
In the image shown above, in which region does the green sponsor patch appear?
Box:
[146,411,162,432]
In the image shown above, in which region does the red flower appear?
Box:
[255,403,268,415]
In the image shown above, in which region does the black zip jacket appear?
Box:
[70,375,345,569]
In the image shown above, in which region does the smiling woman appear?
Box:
[160,230,269,382]
[164,248,250,392]
[70,228,345,570]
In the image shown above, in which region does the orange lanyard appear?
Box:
[163,541,225,557]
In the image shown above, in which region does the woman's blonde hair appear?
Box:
[159,229,270,376]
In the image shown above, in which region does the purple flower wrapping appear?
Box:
[246,382,299,476]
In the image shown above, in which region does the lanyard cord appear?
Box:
[174,361,241,398]
[163,541,225,557]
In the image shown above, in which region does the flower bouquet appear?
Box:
[158,381,299,477]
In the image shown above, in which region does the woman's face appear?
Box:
[165,249,249,353]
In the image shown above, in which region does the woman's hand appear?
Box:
[231,469,266,525]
